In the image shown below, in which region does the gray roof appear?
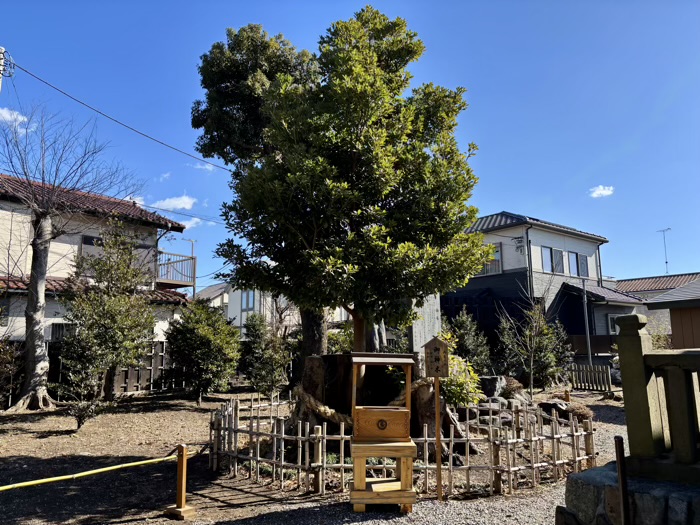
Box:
[563,282,642,305]
[467,211,608,244]
[195,282,230,301]
[647,279,700,310]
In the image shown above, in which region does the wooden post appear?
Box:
[435,376,443,501]
[491,427,502,494]
[665,366,699,464]
[616,314,665,457]
[583,419,595,468]
[165,444,195,520]
[313,425,322,493]
[233,400,239,477]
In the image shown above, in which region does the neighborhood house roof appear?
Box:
[195,282,230,301]
[647,278,700,310]
[466,211,608,244]
[0,276,188,305]
[0,173,185,232]
[562,282,642,305]
[616,273,700,294]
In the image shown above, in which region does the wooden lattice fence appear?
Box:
[571,364,613,392]
[209,395,596,497]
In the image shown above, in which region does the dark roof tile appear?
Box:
[616,273,700,293]
[0,173,185,232]
[0,276,188,305]
[466,211,607,243]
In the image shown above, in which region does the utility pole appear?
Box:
[657,228,671,275]
[0,47,5,94]
[582,278,592,366]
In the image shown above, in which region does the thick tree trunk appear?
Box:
[353,314,365,353]
[300,308,327,357]
[11,213,55,411]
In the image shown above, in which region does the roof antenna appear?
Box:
[657,228,671,275]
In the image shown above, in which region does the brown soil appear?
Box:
[0,390,627,525]
[0,392,324,525]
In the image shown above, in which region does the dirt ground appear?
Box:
[0,390,627,525]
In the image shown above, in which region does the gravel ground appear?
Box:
[0,391,626,525]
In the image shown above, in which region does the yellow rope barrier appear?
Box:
[0,448,202,493]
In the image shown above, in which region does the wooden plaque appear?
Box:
[425,344,448,378]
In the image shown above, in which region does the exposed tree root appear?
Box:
[5,388,56,412]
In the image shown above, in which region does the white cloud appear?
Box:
[151,194,197,210]
[190,162,215,172]
[589,185,614,198]
[181,217,204,230]
[158,172,171,182]
[0,107,28,127]
[203,198,209,208]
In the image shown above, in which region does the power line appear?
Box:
[9,60,231,174]
[139,203,226,226]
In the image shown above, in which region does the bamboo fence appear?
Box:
[209,396,596,497]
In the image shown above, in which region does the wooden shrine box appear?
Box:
[351,353,414,443]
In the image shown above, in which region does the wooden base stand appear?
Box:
[350,440,417,513]
[165,504,196,520]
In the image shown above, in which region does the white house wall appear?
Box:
[0,202,158,281]
[153,305,182,341]
[482,225,528,271]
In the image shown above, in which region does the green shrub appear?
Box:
[442,309,491,375]
[166,300,241,404]
[441,354,482,406]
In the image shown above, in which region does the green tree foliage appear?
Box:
[194,8,492,354]
[442,309,491,375]
[242,313,290,397]
[441,354,482,406]
[166,300,241,405]
[327,323,354,355]
[0,338,22,409]
[60,221,156,428]
[496,305,573,396]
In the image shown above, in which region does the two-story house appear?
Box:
[0,173,196,393]
[441,211,641,354]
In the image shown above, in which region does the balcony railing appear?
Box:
[476,258,502,277]
[157,251,195,289]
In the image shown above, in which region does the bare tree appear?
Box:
[0,106,138,410]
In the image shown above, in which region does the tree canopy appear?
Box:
[194,7,491,352]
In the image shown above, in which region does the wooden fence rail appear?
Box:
[209,397,596,497]
[571,364,613,392]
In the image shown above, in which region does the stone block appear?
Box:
[556,505,584,525]
[480,376,506,398]
[668,494,690,525]
[489,396,509,408]
[632,489,667,525]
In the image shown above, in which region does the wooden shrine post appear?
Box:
[423,337,449,502]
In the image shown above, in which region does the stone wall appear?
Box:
[557,462,700,525]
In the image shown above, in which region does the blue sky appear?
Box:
[1,1,698,290]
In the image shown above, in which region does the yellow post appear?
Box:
[165,444,195,520]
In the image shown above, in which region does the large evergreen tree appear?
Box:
[194,7,491,353]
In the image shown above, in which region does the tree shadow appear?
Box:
[0,453,218,525]
[211,501,410,524]
[588,403,626,426]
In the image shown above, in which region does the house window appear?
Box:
[542,247,564,274]
[608,314,621,335]
[568,252,590,278]
[476,243,502,276]
[50,323,74,342]
[569,252,579,276]
[241,290,255,312]
[578,254,589,278]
